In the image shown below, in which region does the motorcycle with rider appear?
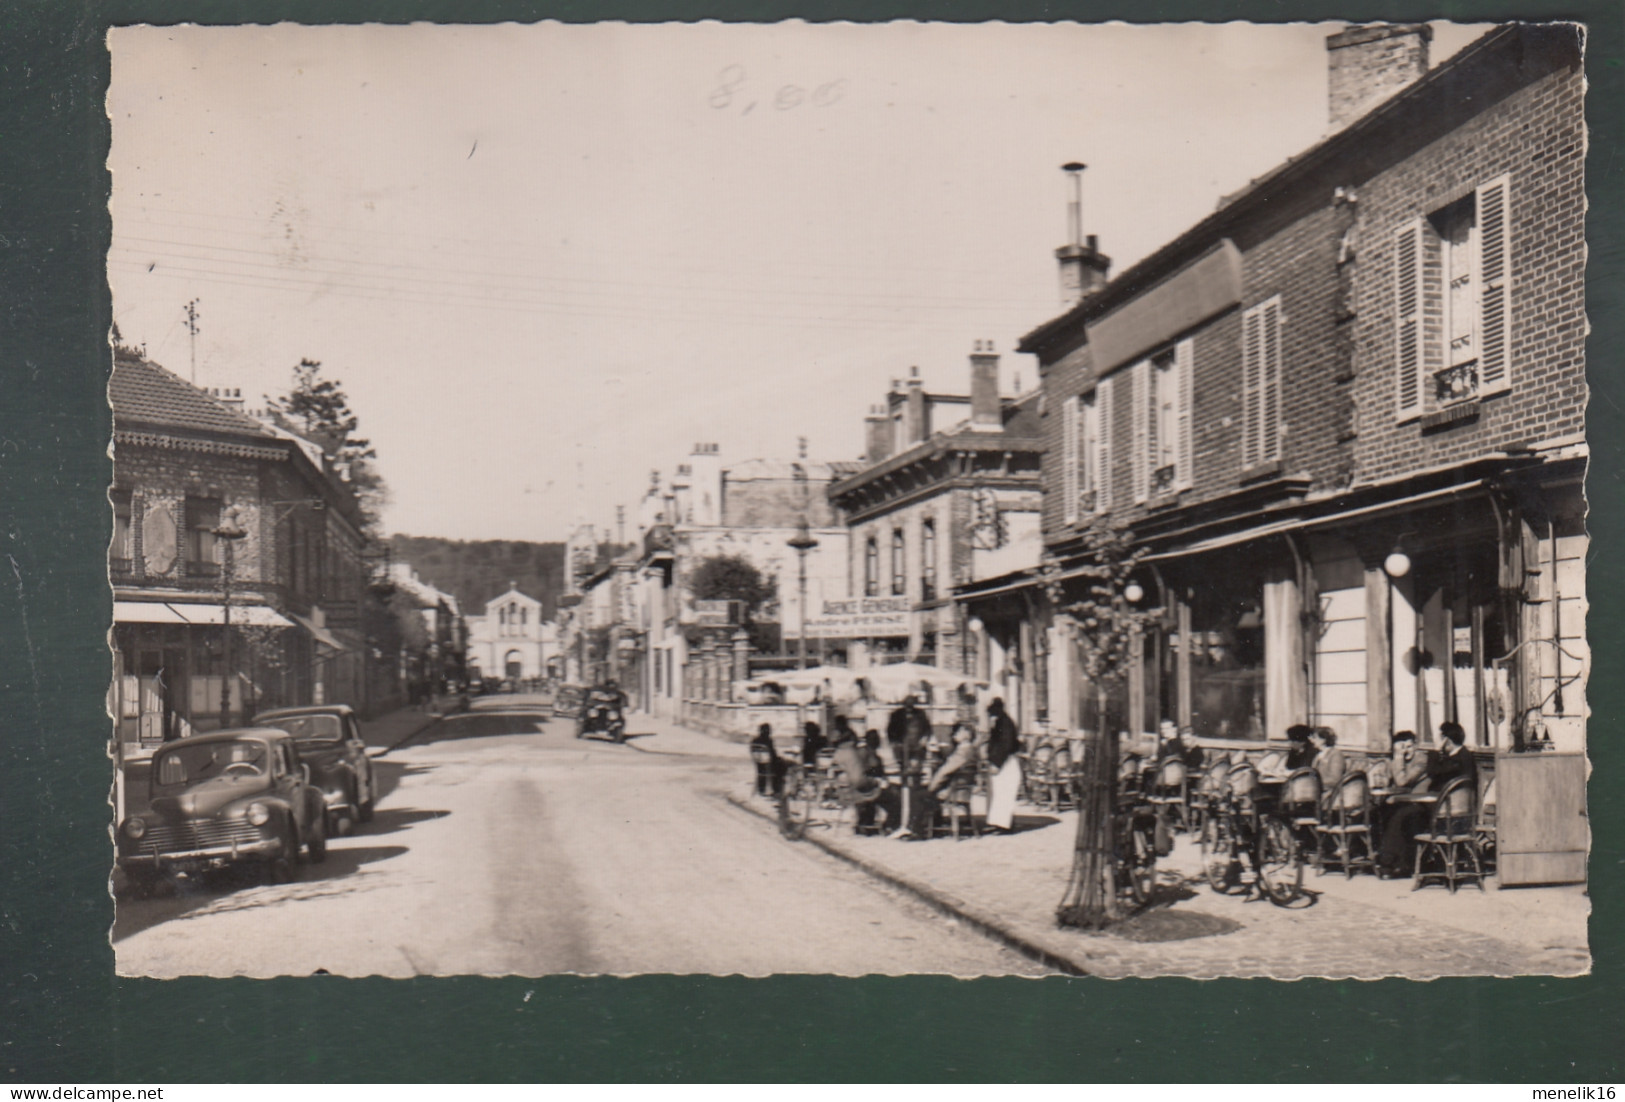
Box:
[576,679,628,743]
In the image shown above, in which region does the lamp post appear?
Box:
[787,516,819,670]
[213,505,249,727]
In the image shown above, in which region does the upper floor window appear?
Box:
[890,529,906,597]
[1241,298,1283,471]
[1063,384,1111,526]
[1395,176,1511,418]
[920,519,937,602]
[1134,340,1194,500]
[184,498,221,575]
[112,491,132,567]
[864,536,879,598]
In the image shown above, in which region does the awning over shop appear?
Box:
[289,611,347,651]
[113,600,293,628]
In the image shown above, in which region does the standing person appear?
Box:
[800,720,827,768]
[749,722,787,797]
[984,697,1022,833]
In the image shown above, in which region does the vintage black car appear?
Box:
[117,729,326,892]
[252,704,377,833]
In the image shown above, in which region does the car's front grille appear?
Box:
[140,819,263,854]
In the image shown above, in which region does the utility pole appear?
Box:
[184,299,201,383]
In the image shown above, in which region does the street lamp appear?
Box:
[213,504,249,727]
[787,516,820,671]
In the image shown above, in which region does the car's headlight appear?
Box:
[246,802,271,826]
[123,817,146,839]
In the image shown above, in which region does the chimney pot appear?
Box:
[969,343,1001,431]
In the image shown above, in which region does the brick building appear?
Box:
[1005,22,1584,876]
[829,346,1044,702]
[110,350,370,748]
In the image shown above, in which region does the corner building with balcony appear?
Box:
[1019,25,1585,879]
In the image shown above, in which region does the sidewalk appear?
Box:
[359,704,447,755]
[639,704,1589,978]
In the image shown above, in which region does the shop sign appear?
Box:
[804,596,911,638]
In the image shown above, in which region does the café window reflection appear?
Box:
[1187,573,1267,740]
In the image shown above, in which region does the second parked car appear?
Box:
[252,704,377,833]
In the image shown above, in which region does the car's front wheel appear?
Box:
[306,812,327,864]
[357,771,376,823]
[264,826,299,885]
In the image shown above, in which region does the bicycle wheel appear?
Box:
[1260,816,1308,907]
[1123,820,1156,906]
[1199,813,1240,893]
[778,765,808,840]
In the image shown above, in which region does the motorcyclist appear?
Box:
[578,679,627,740]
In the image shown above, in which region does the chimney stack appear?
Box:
[1055,163,1111,306]
[969,340,1001,431]
[864,405,893,465]
[1326,24,1432,131]
[903,366,928,445]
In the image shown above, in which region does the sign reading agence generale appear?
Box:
[803,596,910,638]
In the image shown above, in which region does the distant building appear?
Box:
[466,585,557,683]
[110,350,369,747]
[830,347,1045,701]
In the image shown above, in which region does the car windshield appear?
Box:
[258,714,344,746]
[154,739,269,787]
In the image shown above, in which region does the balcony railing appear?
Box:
[1152,464,1178,494]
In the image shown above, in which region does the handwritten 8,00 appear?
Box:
[709,65,847,114]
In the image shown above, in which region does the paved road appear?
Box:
[114,703,1052,977]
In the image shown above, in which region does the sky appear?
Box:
[107,20,1491,543]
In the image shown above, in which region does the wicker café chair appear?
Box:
[1280,767,1324,872]
[1412,775,1486,893]
[1147,756,1191,833]
[1317,770,1375,878]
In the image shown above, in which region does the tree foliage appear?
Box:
[266,358,388,533]
[688,554,776,622]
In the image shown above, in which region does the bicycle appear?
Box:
[1198,763,1310,907]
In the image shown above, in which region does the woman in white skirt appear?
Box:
[984,697,1022,833]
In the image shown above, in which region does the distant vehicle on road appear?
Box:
[252,704,377,833]
[553,684,586,719]
[576,684,627,743]
[117,729,326,894]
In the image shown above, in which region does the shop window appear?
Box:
[1187,576,1267,740]
[1397,547,1508,746]
[184,498,221,576]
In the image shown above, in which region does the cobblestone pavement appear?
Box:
[651,703,1592,979]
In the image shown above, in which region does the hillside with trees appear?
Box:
[389,535,568,619]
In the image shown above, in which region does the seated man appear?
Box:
[899,723,978,838]
[1377,723,1477,876]
[1283,724,1318,771]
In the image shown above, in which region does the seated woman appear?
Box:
[1312,726,1347,796]
[1283,724,1318,771]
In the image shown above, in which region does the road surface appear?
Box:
[114,701,1053,977]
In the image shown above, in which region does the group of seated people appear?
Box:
[1140,716,1480,879]
[749,695,1023,839]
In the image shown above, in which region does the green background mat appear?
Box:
[2,0,1619,1082]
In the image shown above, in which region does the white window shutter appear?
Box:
[1262,298,1282,463]
[1394,218,1424,419]
[1241,304,1262,468]
[1175,338,1194,489]
[1477,175,1512,395]
[1097,376,1115,513]
[1131,361,1149,503]
[1061,394,1080,526]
